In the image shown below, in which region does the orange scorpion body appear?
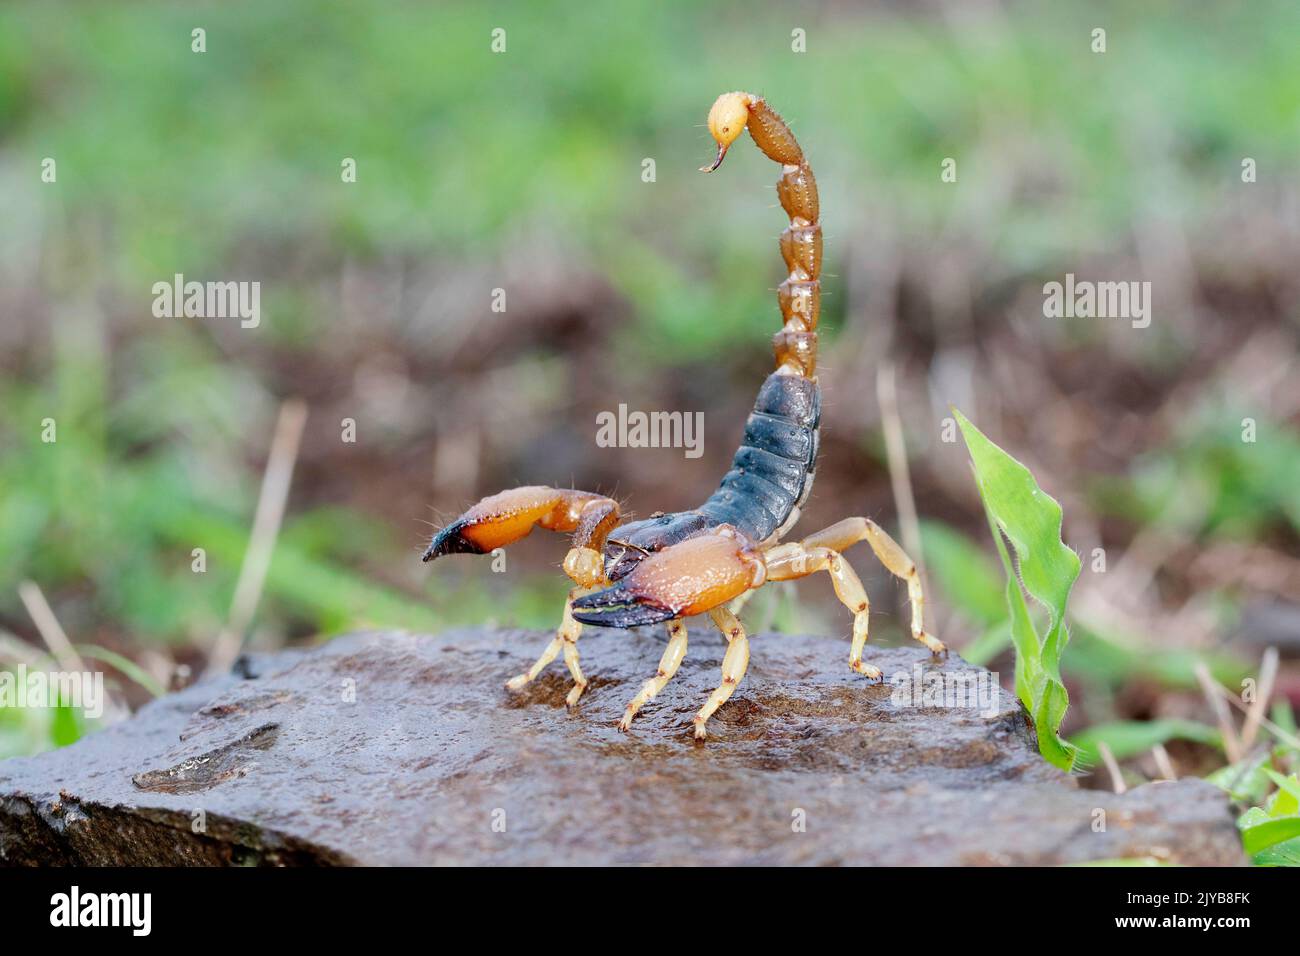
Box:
[424,93,945,739]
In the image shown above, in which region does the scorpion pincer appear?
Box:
[423,92,946,740]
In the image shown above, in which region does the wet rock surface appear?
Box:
[0,628,1245,865]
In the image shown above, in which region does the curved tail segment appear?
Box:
[703,92,821,380]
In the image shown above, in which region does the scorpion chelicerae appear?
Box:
[423,92,947,740]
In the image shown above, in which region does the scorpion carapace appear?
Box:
[423,92,946,740]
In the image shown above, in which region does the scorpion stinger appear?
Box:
[423,92,945,741]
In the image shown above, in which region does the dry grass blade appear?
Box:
[1241,646,1279,751]
[877,362,924,570]
[1194,661,1242,765]
[207,399,309,676]
[17,581,127,720]
[1208,677,1300,754]
[1097,741,1127,794]
[18,580,85,674]
[1151,743,1177,781]
[0,629,46,667]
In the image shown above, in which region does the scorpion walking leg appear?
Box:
[505,542,613,704]
[467,490,619,706]
[618,619,688,732]
[860,522,946,658]
[799,518,947,658]
[559,588,593,708]
[506,586,596,706]
[766,544,883,681]
[692,606,750,741]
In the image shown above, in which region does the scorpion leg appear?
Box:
[504,540,614,705]
[506,586,595,703]
[550,534,621,709]
[691,606,750,741]
[797,518,947,658]
[617,619,688,732]
[426,486,622,704]
[558,585,595,708]
[766,544,883,681]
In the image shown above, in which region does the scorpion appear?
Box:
[423,92,946,740]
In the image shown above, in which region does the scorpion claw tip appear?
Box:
[421,520,485,563]
[570,584,676,628]
[700,144,728,173]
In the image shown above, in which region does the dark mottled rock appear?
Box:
[0,629,1246,865]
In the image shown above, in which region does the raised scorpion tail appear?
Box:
[702,92,821,380]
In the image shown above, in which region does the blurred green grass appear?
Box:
[3,1,1298,345]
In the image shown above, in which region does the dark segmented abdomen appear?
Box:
[700,372,820,542]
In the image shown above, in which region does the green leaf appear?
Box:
[1263,770,1300,816]
[1272,699,1298,741]
[49,701,83,749]
[1254,842,1300,866]
[954,408,1081,771]
[1071,718,1222,764]
[1240,816,1300,856]
[1235,771,1300,863]
[1207,750,1276,804]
